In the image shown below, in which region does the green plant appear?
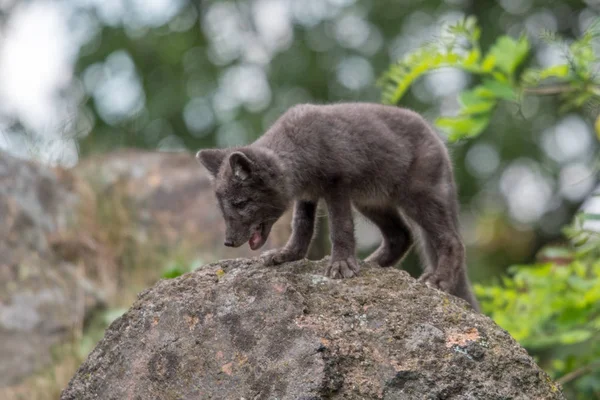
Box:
[161,257,205,279]
[161,262,188,279]
[475,210,600,398]
[378,16,600,141]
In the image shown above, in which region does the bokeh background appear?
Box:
[0,0,598,398]
[1,0,598,278]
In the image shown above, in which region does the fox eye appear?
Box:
[232,198,250,208]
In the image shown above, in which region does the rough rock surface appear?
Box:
[62,258,564,400]
[0,152,103,386]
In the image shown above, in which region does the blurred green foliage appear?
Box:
[476,209,600,398]
[161,257,205,279]
[380,16,600,141]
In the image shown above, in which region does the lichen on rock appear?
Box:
[61,258,565,400]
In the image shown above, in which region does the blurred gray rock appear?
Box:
[0,152,103,386]
[61,258,565,400]
[74,149,292,262]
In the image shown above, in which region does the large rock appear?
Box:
[0,152,104,386]
[61,258,564,399]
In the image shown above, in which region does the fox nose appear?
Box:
[224,239,234,247]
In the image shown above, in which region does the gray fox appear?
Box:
[197,103,479,310]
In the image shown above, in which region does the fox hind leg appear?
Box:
[401,188,479,310]
[356,205,413,267]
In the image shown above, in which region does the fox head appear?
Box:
[196,148,290,250]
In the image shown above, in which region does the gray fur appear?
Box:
[196,103,479,310]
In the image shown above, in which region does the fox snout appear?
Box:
[223,235,244,248]
[223,226,248,248]
[222,221,271,250]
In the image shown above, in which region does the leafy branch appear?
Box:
[474,210,600,394]
[378,16,600,141]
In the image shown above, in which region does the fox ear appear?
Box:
[196,149,227,178]
[228,151,253,180]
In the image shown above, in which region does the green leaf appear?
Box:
[492,71,510,83]
[473,86,496,99]
[539,64,569,79]
[521,68,542,85]
[162,265,187,279]
[436,114,491,141]
[485,35,530,77]
[464,49,481,66]
[436,116,472,131]
[457,87,498,115]
[458,90,483,106]
[379,17,486,105]
[482,79,517,101]
[461,101,496,115]
[481,54,496,72]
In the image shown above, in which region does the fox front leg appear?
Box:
[324,192,360,279]
[261,200,317,266]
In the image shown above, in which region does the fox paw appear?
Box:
[419,271,455,292]
[260,248,302,266]
[326,257,360,279]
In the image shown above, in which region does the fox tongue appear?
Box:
[249,230,262,250]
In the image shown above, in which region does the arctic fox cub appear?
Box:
[197,103,479,310]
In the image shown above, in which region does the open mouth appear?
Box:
[248,222,269,250]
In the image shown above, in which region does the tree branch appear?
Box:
[556,361,600,386]
[523,85,576,95]
[523,84,600,96]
